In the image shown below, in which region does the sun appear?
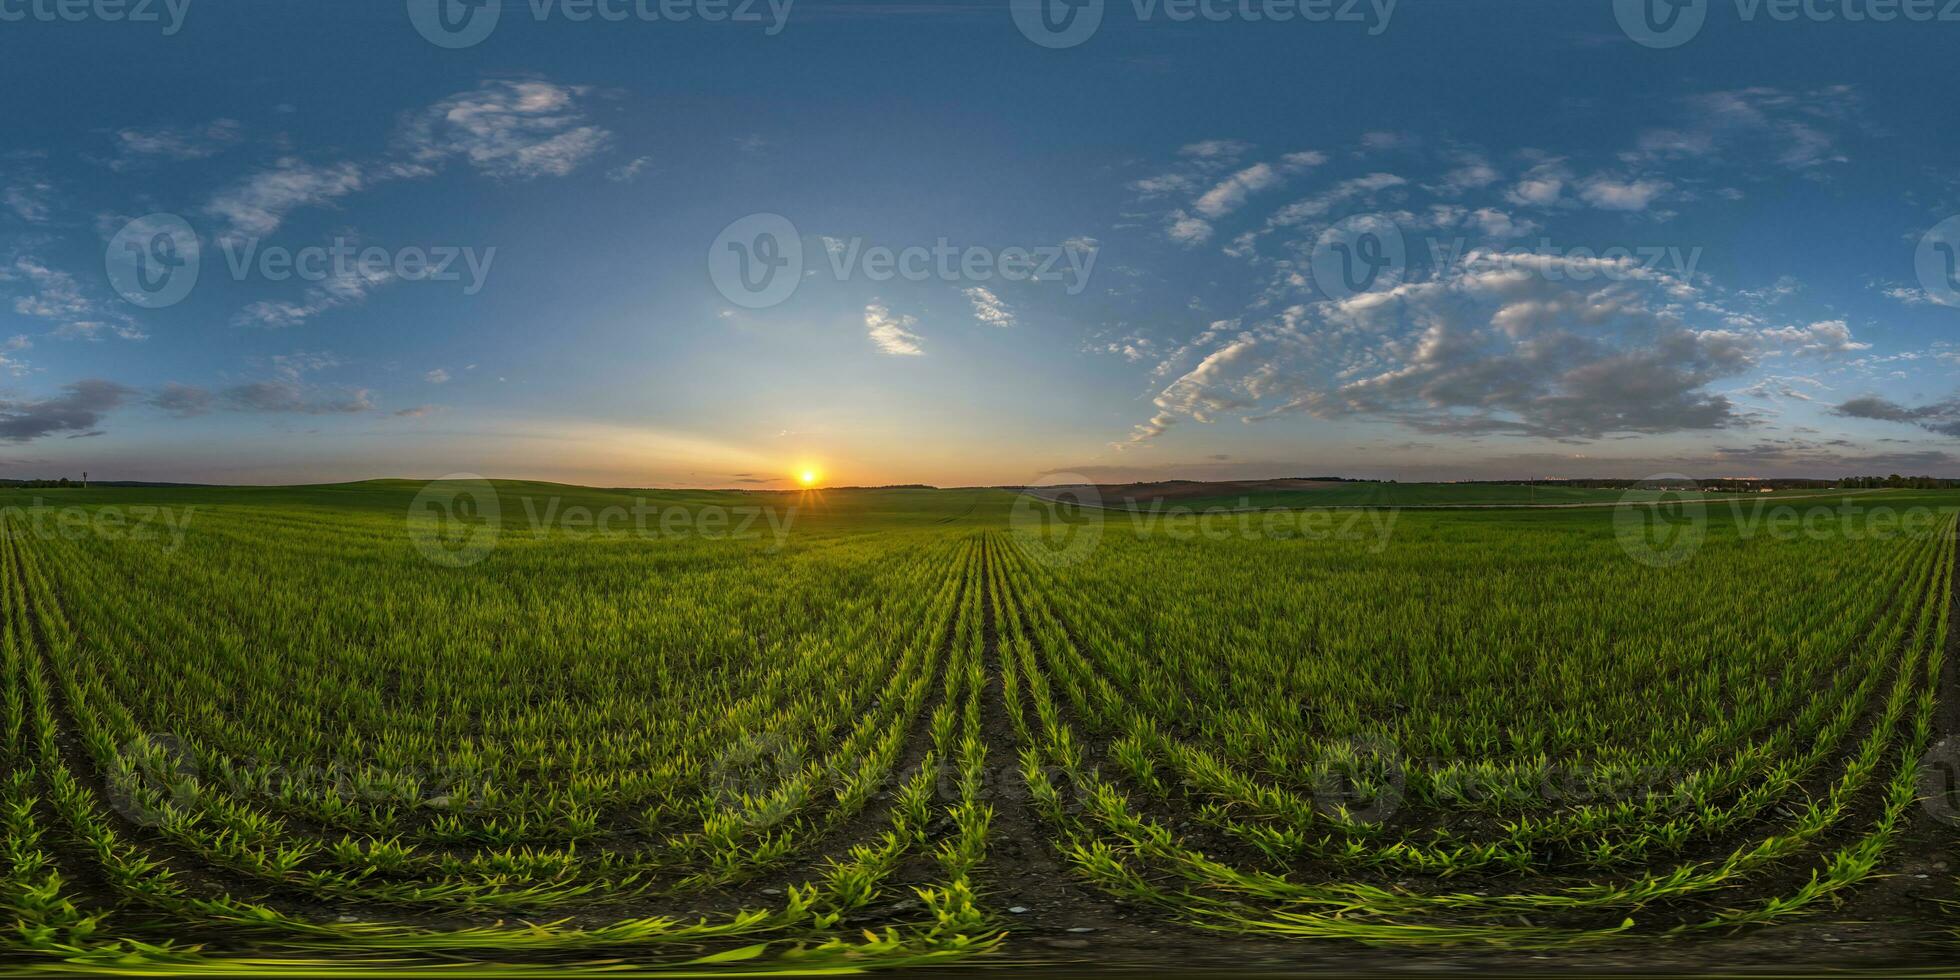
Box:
[798,469,819,487]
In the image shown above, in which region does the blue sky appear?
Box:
[1,0,1957,487]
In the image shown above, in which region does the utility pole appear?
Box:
[82,471,87,489]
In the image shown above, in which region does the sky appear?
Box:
[1,0,1958,488]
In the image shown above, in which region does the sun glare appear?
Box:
[799,469,819,487]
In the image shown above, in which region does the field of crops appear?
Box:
[0,482,1955,974]
[1075,481,1859,511]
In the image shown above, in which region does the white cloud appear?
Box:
[108,119,242,170]
[1178,139,1252,160]
[398,79,612,180]
[607,155,650,182]
[1468,207,1535,238]
[1089,334,1155,362]
[1505,160,1570,208]
[1759,319,1870,357]
[233,265,395,328]
[4,177,54,222]
[1358,130,1418,152]
[9,258,90,320]
[205,158,365,242]
[53,321,148,342]
[1193,162,1280,219]
[424,368,451,384]
[1428,156,1502,196]
[267,351,344,381]
[1166,211,1213,245]
[205,80,605,243]
[1578,174,1670,211]
[1266,173,1407,228]
[865,302,925,356]
[1735,375,1830,402]
[5,257,145,341]
[964,286,1015,327]
[1632,87,1857,174]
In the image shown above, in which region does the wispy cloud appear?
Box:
[607,155,650,182]
[1759,319,1870,357]
[3,174,55,222]
[107,119,243,170]
[396,79,612,181]
[232,264,394,328]
[205,158,365,243]
[964,286,1015,327]
[4,257,145,341]
[865,301,925,356]
[205,79,609,243]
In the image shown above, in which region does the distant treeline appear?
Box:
[0,479,202,489]
[1836,475,1960,489]
[1465,477,1960,491]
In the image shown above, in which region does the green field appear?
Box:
[0,481,1956,973]
[1090,481,1859,511]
